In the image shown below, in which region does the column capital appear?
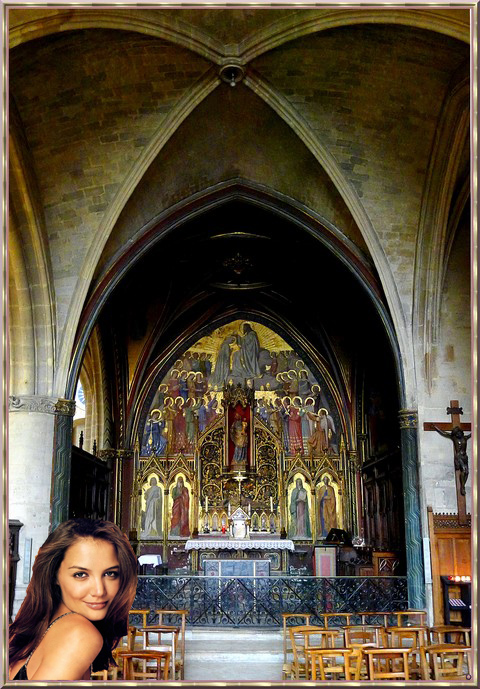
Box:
[9,395,75,416]
[398,409,418,429]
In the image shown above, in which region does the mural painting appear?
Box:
[139,320,338,459]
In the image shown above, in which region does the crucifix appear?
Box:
[423,400,471,525]
[233,471,246,502]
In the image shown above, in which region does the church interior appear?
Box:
[7,5,474,682]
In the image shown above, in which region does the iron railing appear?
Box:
[133,576,408,627]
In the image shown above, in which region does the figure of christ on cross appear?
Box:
[423,400,471,525]
[233,471,246,502]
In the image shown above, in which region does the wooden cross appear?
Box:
[423,400,471,525]
[233,471,246,501]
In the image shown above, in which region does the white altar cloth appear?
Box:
[185,539,294,551]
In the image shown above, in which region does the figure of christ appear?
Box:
[287,402,304,455]
[317,476,337,538]
[239,323,261,378]
[230,412,249,464]
[433,425,471,495]
[289,478,311,538]
[170,476,190,537]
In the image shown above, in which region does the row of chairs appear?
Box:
[282,612,471,681]
[91,608,188,681]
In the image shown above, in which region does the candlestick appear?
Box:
[270,497,273,512]
[205,496,208,512]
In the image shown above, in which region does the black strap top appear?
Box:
[12,611,77,680]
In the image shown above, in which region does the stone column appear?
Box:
[51,398,76,531]
[8,395,66,615]
[398,409,426,609]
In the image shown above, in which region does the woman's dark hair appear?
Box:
[9,518,138,671]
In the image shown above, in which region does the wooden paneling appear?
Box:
[427,507,471,624]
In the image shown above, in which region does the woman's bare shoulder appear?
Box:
[29,614,103,680]
[47,612,103,647]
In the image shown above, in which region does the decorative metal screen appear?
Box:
[134,576,408,627]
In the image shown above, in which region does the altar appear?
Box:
[185,538,295,573]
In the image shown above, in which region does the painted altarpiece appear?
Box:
[131,320,358,571]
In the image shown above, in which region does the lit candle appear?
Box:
[205,496,208,511]
[270,497,273,512]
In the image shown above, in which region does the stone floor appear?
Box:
[183,628,284,682]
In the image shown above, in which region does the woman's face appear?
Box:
[56,537,121,622]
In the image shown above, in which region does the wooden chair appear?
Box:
[139,625,179,679]
[305,648,360,681]
[90,628,135,680]
[344,624,384,646]
[307,648,360,680]
[116,649,171,680]
[359,611,390,626]
[90,664,119,680]
[281,613,312,678]
[384,625,428,678]
[289,625,339,679]
[347,642,378,679]
[363,647,412,681]
[128,608,151,649]
[393,609,427,627]
[129,608,150,627]
[421,644,471,680]
[155,608,188,679]
[320,612,353,628]
[427,625,470,646]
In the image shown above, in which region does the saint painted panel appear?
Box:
[140,473,163,539]
[287,475,312,540]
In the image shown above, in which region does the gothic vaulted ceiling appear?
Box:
[8,7,470,418]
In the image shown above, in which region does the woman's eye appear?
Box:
[105,571,119,578]
[73,572,87,579]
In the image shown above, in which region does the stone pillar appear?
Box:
[398,409,426,609]
[8,395,58,615]
[51,398,76,531]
